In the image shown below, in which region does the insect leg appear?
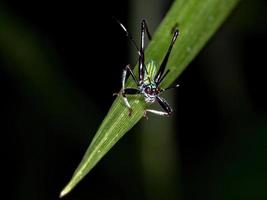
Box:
[113,65,138,96]
[122,66,127,90]
[142,19,152,40]
[123,88,140,94]
[144,96,173,118]
[121,65,139,89]
[156,96,173,115]
[138,20,146,84]
[125,64,138,85]
[138,19,153,84]
[157,69,170,85]
[115,66,140,116]
[144,109,170,118]
[121,88,140,116]
[155,29,179,85]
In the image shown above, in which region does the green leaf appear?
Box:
[60,0,240,197]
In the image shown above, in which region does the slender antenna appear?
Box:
[161,84,179,92]
[113,18,152,84]
[113,17,141,56]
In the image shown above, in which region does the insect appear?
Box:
[114,19,179,118]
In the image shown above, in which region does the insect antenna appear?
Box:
[113,17,141,57]
[160,84,179,93]
[114,18,153,84]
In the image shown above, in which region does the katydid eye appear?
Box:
[145,87,151,93]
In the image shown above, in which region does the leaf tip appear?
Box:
[59,184,71,198]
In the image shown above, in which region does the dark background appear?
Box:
[0,0,267,200]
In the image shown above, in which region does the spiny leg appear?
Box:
[144,96,173,118]
[155,29,179,85]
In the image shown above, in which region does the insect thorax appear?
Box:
[144,60,157,84]
[140,60,160,103]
